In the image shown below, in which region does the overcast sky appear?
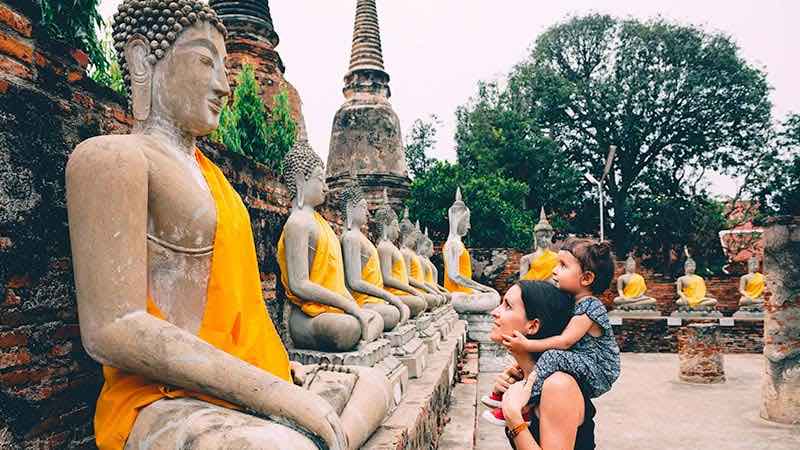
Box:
[100,1,800,196]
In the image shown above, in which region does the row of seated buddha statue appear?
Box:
[61,2,473,448]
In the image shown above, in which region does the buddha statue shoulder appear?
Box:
[277,141,384,352]
[417,226,453,302]
[519,208,558,282]
[373,190,428,318]
[675,254,718,310]
[338,178,410,330]
[399,209,445,309]
[66,3,386,449]
[738,256,766,309]
[443,188,500,313]
[613,254,657,311]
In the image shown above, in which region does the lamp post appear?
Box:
[585,145,617,242]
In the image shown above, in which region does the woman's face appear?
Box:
[490,285,539,344]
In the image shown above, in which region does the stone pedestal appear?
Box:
[384,323,427,379]
[733,304,765,318]
[459,312,510,373]
[414,313,441,354]
[761,216,800,424]
[610,305,662,318]
[677,323,725,384]
[670,306,723,319]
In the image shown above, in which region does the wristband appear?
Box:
[509,422,528,438]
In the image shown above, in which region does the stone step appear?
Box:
[439,346,479,450]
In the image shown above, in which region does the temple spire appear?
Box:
[348,0,386,73]
[209,0,279,47]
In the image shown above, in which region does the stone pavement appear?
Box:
[441,353,800,450]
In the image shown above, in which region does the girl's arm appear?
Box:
[522,314,594,353]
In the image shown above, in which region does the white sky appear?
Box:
[100,1,800,196]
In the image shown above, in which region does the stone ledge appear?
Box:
[363,320,467,450]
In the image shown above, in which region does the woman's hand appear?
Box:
[502,374,536,426]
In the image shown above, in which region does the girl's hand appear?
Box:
[502,330,531,353]
[502,375,536,426]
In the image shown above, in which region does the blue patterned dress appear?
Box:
[529,296,621,404]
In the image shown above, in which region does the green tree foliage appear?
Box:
[753,114,800,217]
[455,81,584,232]
[407,161,534,249]
[211,65,296,171]
[41,0,109,75]
[89,25,125,95]
[405,115,440,177]
[509,14,773,254]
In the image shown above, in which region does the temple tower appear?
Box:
[209,0,308,138]
[327,0,410,211]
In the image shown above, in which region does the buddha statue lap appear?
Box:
[66,3,388,448]
[277,140,385,352]
[338,178,410,331]
[673,254,720,317]
[519,208,559,283]
[734,256,766,316]
[612,254,658,315]
[399,209,446,310]
[443,188,500,314]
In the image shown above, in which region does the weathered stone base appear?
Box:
[457,312,511,372]
[458,312,493,343]
[384,324,428,379]
[733,305,765,318]
[612,316,763,353]
[670,308,723,318]
[610,308,662,317]
[678,323,725,384]
[413,313,441,354]
[362,320,467,449]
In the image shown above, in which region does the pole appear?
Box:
[599,185,604,241]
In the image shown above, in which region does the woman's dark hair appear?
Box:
[560,237,615,294]
[517,280,574,341]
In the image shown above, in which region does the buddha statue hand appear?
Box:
[388,294,411,323]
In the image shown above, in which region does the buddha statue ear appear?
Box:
[345,204,354,230]
[294,172,306,209]
[124,35,154,121]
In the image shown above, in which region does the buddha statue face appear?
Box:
[456,210,471,237]
[119,11,229,135]
[685,259,696,275]
[534,229,554,249]
[386,217,400,242]
[747,257,759,273]
[625,256,636,274]
[300,165,328,208]
[349,199,369,229]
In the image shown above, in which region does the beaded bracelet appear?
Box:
[509,422,528,438]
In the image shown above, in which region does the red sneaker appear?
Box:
[480,391,503,408]
[481,407,531,427]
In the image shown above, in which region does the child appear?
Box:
[503,238,620,406]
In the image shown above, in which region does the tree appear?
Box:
[262,90,297,172]
[753,114,800,217]
[41,0,109,76]
[405,115,440,177]
[455,81,585,233]
[406,161,534,249]
[509,14,773,254]
[89,24,125,95]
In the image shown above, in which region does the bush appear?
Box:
[41,1,109,76]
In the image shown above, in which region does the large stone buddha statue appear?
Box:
[339,178,410,330]
[735,256,766,316]
[277,140,385,351]
[674,254,719,315]
[66,3,387,448]
[443,188,500,313]
[399,209,445,309]
[417,226,453,302]
[612,254,658,314]
[374,190,428,318]
[519,208,559,282]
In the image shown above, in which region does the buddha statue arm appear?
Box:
[676,278,689,302]
[378,246,420,295]
[342,235,406,313]
[519,254,532,278]
[66,145,347,450]
[444,243,493,293]
[739,275,750,298]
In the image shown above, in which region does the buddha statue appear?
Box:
[735,256,766,316]
[399,209,446,309]
[373,190,429,318]
[443,188,501,313]
[65,2,388,449]
[519,208,559,282]
[417,226,453,303]
[612,254,658,314]
[338,178,410,330]
[277,140,385,351]
[674,254,719,314]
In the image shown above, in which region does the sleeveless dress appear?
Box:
[529,296,620,403]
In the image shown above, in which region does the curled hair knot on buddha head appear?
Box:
[281,139,324,201]
[373,189,398,238]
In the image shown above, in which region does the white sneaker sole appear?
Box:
[481,409,507,426]
[480,394,502,408]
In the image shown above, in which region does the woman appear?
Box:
[489,280,597,449]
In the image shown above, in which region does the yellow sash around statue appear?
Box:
[386,255,414,296]
[409,254,424,282]
[623,274,647,299]
[444,243,474,294]
[521,249,558,281]
[424,262,435,284]
[353,244,387,306]
[683,274,708,308]
[278,211,351,317]
[94,150,292,450]
[744,272,765,299]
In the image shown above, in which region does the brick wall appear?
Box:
[612,318,763,353]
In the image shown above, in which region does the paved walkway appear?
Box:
[441,353,800,450]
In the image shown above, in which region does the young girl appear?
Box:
[485,238,620,420]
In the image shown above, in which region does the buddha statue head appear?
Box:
[399,208,417,249]
[338,178,368,230]
[448,187,470,237]
[625,254,637,274]
[282,139,327,209]
[684,254,697,275]
[420,227,434,259]
[112,0,229,134]
[747,256,759,274]
[533,207,555,250]
[374,189,399,242]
